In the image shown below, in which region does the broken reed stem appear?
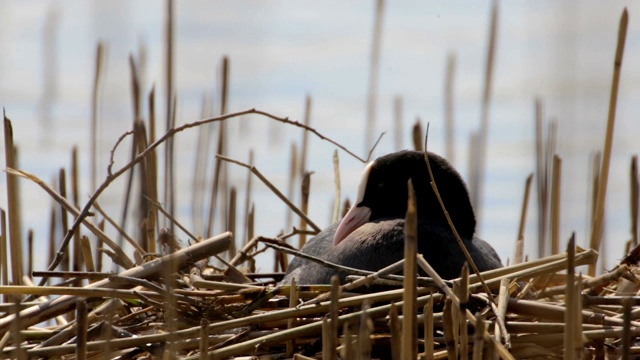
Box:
[388,303,400,359]
[299,171,312,249]
[393,96,403,151]
[300,95,312,179]
[365,0,385,155]
[217,154,320,233]
[535,98,548,258]
[285,278,298,358]
[91,42,104,194]
[564,234,576,360]
[551,155,562,255]
[3,116,23,286]
[412,118,423,152]
[424,296,435,359]
[444,52,456,164]
[0,210,6,301]
[243,150,254,245]
[328,276,340,360]
[515,174,533,264]
[206,56,230,238]
[631,155,639,246]
[228,187,237,258]
[76,299,87,360]
[458,263,469,359]
[286,142,298,230]
[590,8,628,276]
[471,0,498,224]
[402,179,418,360]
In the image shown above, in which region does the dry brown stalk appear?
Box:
[3,116,23,285]
[412,118,423,152]
[365,0,385,155]
[589,8,629,276]
[424,296,435,359]
[299,171,313,249]
[551,155,562,255]
[515,174,533,264]
[332,149,341,223]
[471,0,498,225]
[402,180,418,360]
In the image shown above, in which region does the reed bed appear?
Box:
[1,3,639,360]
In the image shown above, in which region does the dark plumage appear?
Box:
[281,150,502,284]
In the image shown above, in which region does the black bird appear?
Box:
[281,150,502,284]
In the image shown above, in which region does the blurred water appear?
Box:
[1,1,640,274]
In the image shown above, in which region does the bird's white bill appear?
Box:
[333,205,372,245]
[334,161,374,245]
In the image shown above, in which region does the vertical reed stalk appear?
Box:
[402,180,417,360]
[394,96,403,151]
[551,155,562,255]
[4,116,23,285]
[589,9,628,276]
[472,0,499,226]
[515,174,533,264]
[444,52,456,164]
[365,0,385,155]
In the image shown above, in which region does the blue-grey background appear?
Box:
[1,1,639,274]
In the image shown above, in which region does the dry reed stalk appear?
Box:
[359,299,373,360]
[76,299,87,360]
[365,0,385,155]
[79,236,95,273]
[622,296,632,360]
[91,42,105,193]
[472,313,486,360]
[551,155,562,255]
[332,149,341,223]
[443,298,457,360]
[27,230,33,279]
[494,277,511,348]
[244,150,254,245]
[631,156,639,246]
[534,99,548,258]
[444,52,456,164]
[206,56,230,238]
[217,155,320,232]
[590,8,629,276]
[564,235,576,360]
[394,96,403,151]
[286,142,299,230]
[388,303,401,360]
[163,0,174,239]
[200,319,209,359]
[573,274,585,355]
[0,210,6,302]
[300,95,312,179]
[0,232,231,335]
[228,187,237,258]
[402,180,417,360]
[58,168,70,271]
[299,171,312,249]
[471,0,498,224]
[71,147,82,282]
[146,87,158,253]
[193,94,213,235]
[424,296,435,359]
[322,316,331,360]
[329,276,340,360]
[515,174,533,264]
[286,278,299,357]
[3,116,23,285]
[458,264,470,358]
[342,321,355,360]
[412,119,423,151]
